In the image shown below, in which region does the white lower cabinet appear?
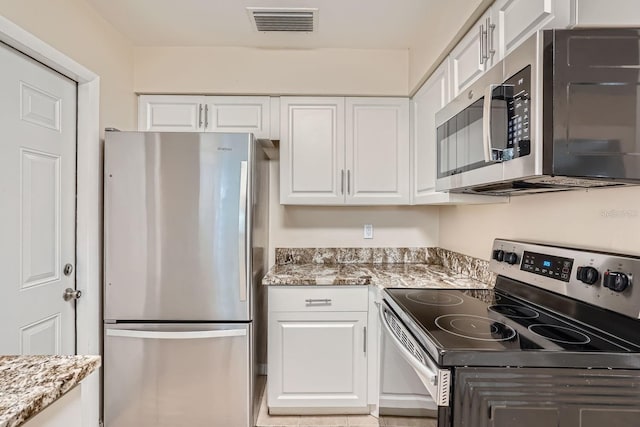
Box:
[267,286,369,414]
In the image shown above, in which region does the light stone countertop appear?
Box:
[262,262,490,289]
[0,355,101,427]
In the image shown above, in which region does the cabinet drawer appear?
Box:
[268,286,368,312]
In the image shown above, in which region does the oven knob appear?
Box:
[603,271,630,292]
[492,250,505,262]
[505,252,519,265]
[576,266,599,285]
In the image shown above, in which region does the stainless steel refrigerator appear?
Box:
[103,131,269,427]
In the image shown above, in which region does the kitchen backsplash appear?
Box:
[274,247,496,285]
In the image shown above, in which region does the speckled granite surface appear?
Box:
[0,355,101,427]
[264,247,494,289]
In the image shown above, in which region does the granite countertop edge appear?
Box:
[262,263,493,290]
[0,355,101,427]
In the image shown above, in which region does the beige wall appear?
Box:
[0,0,136,134]
[439,186,640,260]
[408,0,491,93]
[134,46,408,96]
[268,162,439,266]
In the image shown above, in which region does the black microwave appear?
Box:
[435,28,640,195]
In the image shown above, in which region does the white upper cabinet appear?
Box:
[345,98,410,205]
[495,0,570,56]
[573,0,640,26]
[280,97,410,205]
[138,95,206,132]
[450,8,499,98]
[205,96,271,139]
[279,97,346,205]
[138,95,275,139]
[412,61,450,203]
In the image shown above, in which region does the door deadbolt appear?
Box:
[63,263,74,276]
[63,288,82,301]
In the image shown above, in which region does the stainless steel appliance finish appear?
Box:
[103,131,269,427]
[436,28,640,195]
[381,239,640,427]
[104,323,251,427]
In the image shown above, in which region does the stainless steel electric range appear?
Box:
[379,239,640,427]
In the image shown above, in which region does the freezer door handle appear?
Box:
[105,328,247,340]
[238,160,248,302]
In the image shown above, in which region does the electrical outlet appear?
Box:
[363,224,373,239]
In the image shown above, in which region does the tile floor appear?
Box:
[256,389,436,427]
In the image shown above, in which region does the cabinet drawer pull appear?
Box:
[305,298,332,305]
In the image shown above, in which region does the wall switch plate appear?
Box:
[363,224,373,239]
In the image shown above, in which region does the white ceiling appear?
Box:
[86,0,433,49]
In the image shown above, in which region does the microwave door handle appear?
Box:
[483,84,500,163]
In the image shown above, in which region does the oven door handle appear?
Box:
[378,302,450,406]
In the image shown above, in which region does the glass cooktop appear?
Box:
[384,287,640,367]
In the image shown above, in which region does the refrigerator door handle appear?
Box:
[238,160,248,302]
[105,328,247,340]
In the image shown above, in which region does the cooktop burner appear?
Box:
[435,314,516,342]
[406,290,464,306]
[528,324,591,345]
[383,286,640,367]
[488,304,539,319]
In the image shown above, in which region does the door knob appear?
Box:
[63,288,82,301]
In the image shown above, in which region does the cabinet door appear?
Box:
[205,96,270,138]
[280,97,345,205]
[412,61,450,204]
[138,95,205,132]
[345,97,410,205]
[495,0,570,56]
[450,9,497,98]
[574,0,640,26]
[268,311,368,412]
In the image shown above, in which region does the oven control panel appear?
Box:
[490,239,640,319]
[520,251,573,282]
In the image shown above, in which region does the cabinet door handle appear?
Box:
[204,104,209,129]
[305,298,332,305]
[341,170,345,195]
[479,23,485,65]
[363,326,367,355]
[198,104,203,128]
[347,170,351,195]
[487,17,496,59]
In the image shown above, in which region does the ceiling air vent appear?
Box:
[247,7,317,32]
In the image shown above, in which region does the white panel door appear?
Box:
[574,0,640,26]
[268,311,368,412]
[280,97,345,205]
[412,61,451,204]
[450,9,497,97]
[0,44,77,354]
[496,0,570,56]
[345,98,410,204]
[205,96,270,138]
[138,95,205,131]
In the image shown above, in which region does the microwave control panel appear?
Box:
[505,66,531,158]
